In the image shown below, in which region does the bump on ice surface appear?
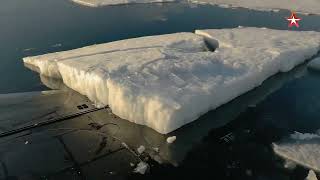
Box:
[308,57,320,71]
[24,27,320,134]
[71,0,176,7]
[273,131,320,172]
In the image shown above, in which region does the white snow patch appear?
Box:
[24,27,320,134]
[308,57,320,71]
[137,145,146,154]
[167,136,176,143]
[71,0,176,7]
[273,131,320,172]
[133,161,149,174]
[189,0,320,15]
[306,170,318,180]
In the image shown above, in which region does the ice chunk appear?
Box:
[273,131,320,172]
[189,0,320,15]
[308,57,320,71]
[71,0,176,7]
[306,170,318,180]
[133,161,149,174]
[166,136,176,143]
[137,145,145,154]
[24,28,320,134]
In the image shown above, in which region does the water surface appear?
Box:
[1,1,320,179]
[1,0,320,93]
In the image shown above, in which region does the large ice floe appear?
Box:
[70,0,320,15]
[71,0,176,7]
[273,131,320,172]
[190,0,320,15]
[23,27,320,134]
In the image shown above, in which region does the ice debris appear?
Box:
[167,136,176,143]
[133,161,149,174]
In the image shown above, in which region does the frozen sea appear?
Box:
[1,0,320,179]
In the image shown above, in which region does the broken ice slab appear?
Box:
[0,62,310,168]
[23,27,320,134]
[273,131,320,172]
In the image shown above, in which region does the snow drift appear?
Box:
[23,27,320,134]
[273,131,320,172]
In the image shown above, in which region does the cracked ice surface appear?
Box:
[24,27,320,134]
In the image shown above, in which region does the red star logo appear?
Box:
[286,11,301,28]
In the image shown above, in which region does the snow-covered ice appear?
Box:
[166,136,176,143]
[308,57,320,71]
[24,27,320,134]
[273,131,320,172]
[70,0,320,14]
[306,170,318,180]
[190,0,320,15]
[71,0,176,7]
